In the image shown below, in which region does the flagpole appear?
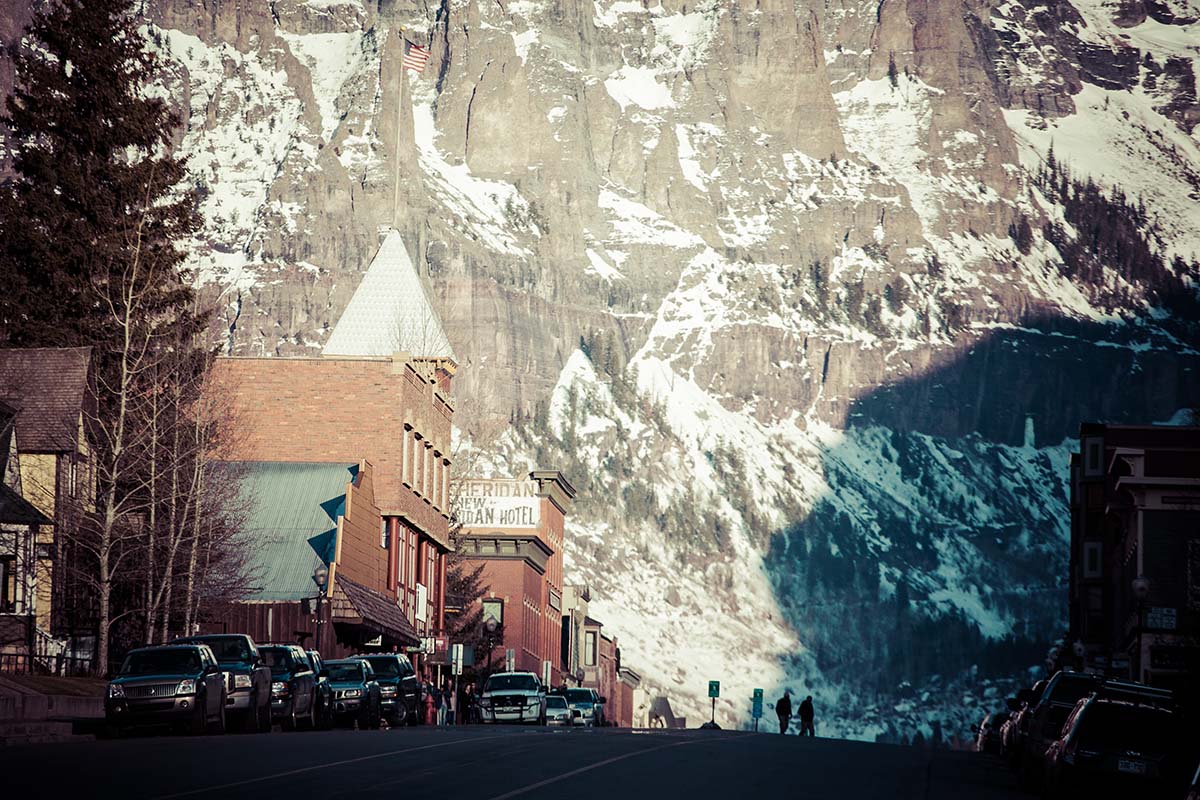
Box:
[392,26,405,230]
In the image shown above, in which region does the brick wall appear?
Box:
[214,355,451,546]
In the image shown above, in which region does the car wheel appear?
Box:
[209,700,226,735]
[281,703,297,732]
[189,698,207,736]
[258,697,272,733]
[242,695,260,734]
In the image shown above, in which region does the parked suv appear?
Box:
[1018,671,1103,787]
[325,658,382,729]
[1043,696,1187,797]
[258,644,318,731]
[175,634,271,733]
[106,644,227,736]
[479,671,547,725]
[563,687,604,726]
[306,649,334,730]
[355,653,420,726]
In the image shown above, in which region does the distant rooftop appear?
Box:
[322,229,456,361]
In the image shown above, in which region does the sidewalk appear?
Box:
[0,673,104,746]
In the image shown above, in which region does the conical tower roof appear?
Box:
[323,230,456,360]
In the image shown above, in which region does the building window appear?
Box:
[381,519,389,549]
[585,631,597,667]
[0,555,15,613]
[1083,542,1102,579]
[1083,437,1103,477]
[68,458,78,497]
[482,598,503,627]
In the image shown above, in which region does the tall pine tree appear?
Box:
[0,0,207,674]
[0,0,199,349]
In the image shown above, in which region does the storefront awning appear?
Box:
[333,575,419,646]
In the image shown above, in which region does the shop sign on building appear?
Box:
[457,479,540,528]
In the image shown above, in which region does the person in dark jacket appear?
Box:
[798,695,815,737]
[775,691,792,734]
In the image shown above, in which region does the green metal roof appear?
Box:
[217,461,358,602]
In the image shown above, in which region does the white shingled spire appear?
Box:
[323,229,456,360]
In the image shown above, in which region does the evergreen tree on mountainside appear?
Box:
[0,0,201,351]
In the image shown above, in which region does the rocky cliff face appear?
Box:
[3,0,1199,734]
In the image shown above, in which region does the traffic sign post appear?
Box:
[505,648,515,673]
[450,643,464,676]
[751,688,763,732]
[708,680,720,725]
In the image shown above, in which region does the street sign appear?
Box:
[505,648,515,672]
[751,688,763,719]
[708,680,720,698]
[1146,607,1178,630]
[450,643,464,676]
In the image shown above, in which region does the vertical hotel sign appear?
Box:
[458,479,540,528]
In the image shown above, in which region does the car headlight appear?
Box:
[177,679,196,695]
[271,681,287,695]
[479,697,491,707]
[107,683,124,699]
[344,688,362,698]
[234,674,252,689]
[526,697,541,707]
[380,685,397,696]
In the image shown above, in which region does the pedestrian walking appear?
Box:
[798,695,815,737]
[432,682,445,726]
[445,679,456,725]
[775,691,792,735]
[465,682,477,724]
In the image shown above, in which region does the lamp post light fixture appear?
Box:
[312,565,330,655]
[1131,575,1151,683]
[484,618,498,676]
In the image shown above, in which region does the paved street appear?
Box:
[0,726,1024,799]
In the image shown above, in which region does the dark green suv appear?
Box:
[175,634,271,733]
[326,658,382,729]
[105,644,227,736]
[355,653,419,726]
[259,644,318,731]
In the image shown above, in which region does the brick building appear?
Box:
[581,615,621,722]
[214,230,456,642]
[457,472,575,685]
[1067,423,1200,696]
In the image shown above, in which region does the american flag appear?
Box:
[402,39,430,74]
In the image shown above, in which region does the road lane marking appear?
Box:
[483,733,753,800]
[153,734,510,799]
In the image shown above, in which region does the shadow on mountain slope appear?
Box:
[763,312,1200,723]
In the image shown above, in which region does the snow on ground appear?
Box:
[834,75,942,234]
[278,31,364,141]
[158,28,304,284]
[1003,82,1200,260]
[411,81,537,257]
[604,66,676,111]
[598,188,705,249]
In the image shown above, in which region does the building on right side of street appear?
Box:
[455,471,575,685]
[1067,422,1200,699]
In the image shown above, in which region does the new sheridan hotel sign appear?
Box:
[457,479,540,528]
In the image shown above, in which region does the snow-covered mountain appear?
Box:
[4,0,1199,736]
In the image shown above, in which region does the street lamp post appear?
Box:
[312,565,329,655]
[484,618,498,676]
[1131,575,1151,683]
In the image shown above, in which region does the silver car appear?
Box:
[478,672,547,725]
[545,695,579,726]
